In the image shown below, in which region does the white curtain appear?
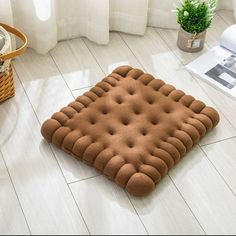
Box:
[0,0,235,54]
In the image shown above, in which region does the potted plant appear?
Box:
[176,0,218,52]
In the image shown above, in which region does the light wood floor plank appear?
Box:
[202,137,236,195]
[0,151,30,235]
[52,146,99,184]
[13,49,98,183]
[84,33,141,74]
[217,10,236,26]
[121,28,236,145]
[205,13,229,48]
[0,72,89,234]
[70,175,147,235]
[50,39,104,90]
[169,146,236,234]
[129,177,205,235]
[13,49,73,123]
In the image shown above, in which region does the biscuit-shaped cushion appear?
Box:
[41,65,220,196]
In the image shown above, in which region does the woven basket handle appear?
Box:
[0,23,27,61]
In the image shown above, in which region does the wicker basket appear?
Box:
[0,64,14,102]
[0,23,27,103]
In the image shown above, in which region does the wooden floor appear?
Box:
[0,10,236,235]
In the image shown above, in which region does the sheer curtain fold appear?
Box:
[235,0,236,19]
[0,0,235,54]
[148,0,179,29]
[11,0,57,53]
[0,0,14,25]
[110,0,149,35]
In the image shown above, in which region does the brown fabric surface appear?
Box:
[41,65,220,196]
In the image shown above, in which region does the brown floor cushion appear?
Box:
[41,65,220,196]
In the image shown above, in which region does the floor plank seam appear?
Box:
[125,192,150,235]
[71,85,92,92]
[200,135,236,147]
[118,33,146,72]
[216,11,233,26]
[200,146,236,198]
[68,174,102,185]
[0,149,32,235]
[12,64,91,235]
[65,177,92,235]
[48,146,91,235]
[49,50,76,100]
[81,38,106,75]
[168,173,207,235]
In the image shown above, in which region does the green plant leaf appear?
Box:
[176,0,218,33]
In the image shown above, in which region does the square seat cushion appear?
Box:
[41,66,220,196]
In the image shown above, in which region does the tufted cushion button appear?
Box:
[102,108,108,115]
[125,138,134,148]
[151,118,158,125]
[132,104,141,115]
[147,96,155,104]
[89,117,96,125]
[115,96,123,104]
[121,117,129,126]
[164,107,172,113]
[109,130,114,135]
[141,128,148,136]
[107,127,115,135]
[127,89,135,95]
[128,143,134,148]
